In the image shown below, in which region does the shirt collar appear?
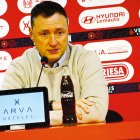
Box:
[38,45,69,68]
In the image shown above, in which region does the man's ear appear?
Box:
[29,27,34,41]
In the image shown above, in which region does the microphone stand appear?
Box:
[36,56,48,87]
[36,65,44,87]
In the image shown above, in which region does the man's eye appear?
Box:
[41,32,48,36]
[57,31,63,35]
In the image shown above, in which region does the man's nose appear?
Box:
[49,34,57,47]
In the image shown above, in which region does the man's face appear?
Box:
[30,13,69,65]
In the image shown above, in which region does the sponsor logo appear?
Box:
[88,32,96,39]
[0,0,7,16]
[0,51,12,71]
[108,82,140,94]
[102,62,134,83]
[17,0,35,13]
[1,40,9,48]
[129,29,135,36]
[0,40,16,48]
[17,0,67,13]
[95,31,103,39]
[19,16,31,35]
[87,31,104,40]
[132,27,140,35]
[77,0,125,7]
[81,16,96,24]
[108,85,115,94]
[61,91,74,98]
[84,40,132,61]
[79,7,129,29]
[0,19,9,38]
[23,0,33,8]
[2,98,33,121]
[8,40,16,48]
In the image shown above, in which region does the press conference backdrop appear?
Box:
[0,0,140,120]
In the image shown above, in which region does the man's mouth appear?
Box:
[48,49,59,54]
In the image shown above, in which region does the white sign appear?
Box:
[103,62,134,83]
[84,40,132,61]
[19,16,31,35]
[0,19,9,38]
[77,0,125,7]
[0,51,12,71]
[17,0,67,14]
[79,7,129,29]
[0,0,7,16]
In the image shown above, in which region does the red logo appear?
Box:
[88,31,103,40]
[81,16,96,24]
[23,21,30,30]
[23,0,33,8]
[95,31,103,39]
[0,25,4,30]
[103,63,129,81]
[1,40,9,48]
[129,29,134,36]
[88,32,96,39]
[9,40,16,48]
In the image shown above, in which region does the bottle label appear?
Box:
[61,91,74,98]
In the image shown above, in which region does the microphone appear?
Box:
[36,56,48,87]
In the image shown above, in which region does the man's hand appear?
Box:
[76,99,93,120]
[52,99,93,120]
[52,101,62,110]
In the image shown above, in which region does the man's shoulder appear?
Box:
[12,47,38,63]
[69,43,100,66]
[22,47,38,56]
[69,43,83,50]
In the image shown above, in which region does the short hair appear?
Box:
[31,1,68,27]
